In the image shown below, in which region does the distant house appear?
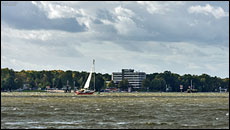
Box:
[31,86,38,90]
[219,87,227,93]
[62,85,71,93]
[46,86,51,90]
[23,84,30,90]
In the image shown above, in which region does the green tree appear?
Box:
[14,78,23,90]
[152,75,167,92]
[78,77,84,89]
[1,68,15,91]
[107,80,115,88]
[41,74,51,87]
[95,74,104,91]
[141,79,151,92]
[56,78,63,89]
[118,79,129,91]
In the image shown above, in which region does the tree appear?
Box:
[51,78,56,88]
[78,77,84,89]
[102,73,111,81]
[95,74,104,91]
[56,78,63,89]
[154,78,166,92]
[118,79,129,91]
[41,74,50,88]
[72,71,80,88]
[1,68,15,91]
[222,78,229,91]
[107,80,115,88]
[63,70,73,86]
[14,78,23,90]
[151,79,161,92]
[142,79,151,92]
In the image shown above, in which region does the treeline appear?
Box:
[141,71,229,92]
[1,68,110,91]
[1,68,229,92]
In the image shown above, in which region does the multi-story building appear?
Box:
[112,69,146,90]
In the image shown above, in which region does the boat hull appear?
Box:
[76,91,94,95]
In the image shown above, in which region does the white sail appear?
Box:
[83,60,95,89]
[83,69,92,89]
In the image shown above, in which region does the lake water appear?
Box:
[1,92,229,129]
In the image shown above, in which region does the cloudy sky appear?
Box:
[1,1,229,78]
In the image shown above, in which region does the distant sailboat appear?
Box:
[76,60,95,95]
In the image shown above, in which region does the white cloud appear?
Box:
[2,26,52,41]
[76,16,92,30]
[1,24,229,77]
[100,19,113,25]
[2,58,65,71]
[114,6,135,17]
[114,16,137,35]
[137,1,165,14]
[31,1,82,19]
[137,1,184,14]
[135,41,229,76]
[188,4,229,19]
[112,6,141,35]
[31,2,100,31]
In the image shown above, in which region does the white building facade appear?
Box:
[112,69,146,89]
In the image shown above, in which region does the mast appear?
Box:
[191,80,192,90]
[74,81,75,88]
[93,59,95,91]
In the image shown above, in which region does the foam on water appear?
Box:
[4,122,25,125]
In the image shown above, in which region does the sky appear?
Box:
[1,1,229,78]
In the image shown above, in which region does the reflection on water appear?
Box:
[1,92,229,129]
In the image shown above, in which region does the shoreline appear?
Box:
[1,92,229,98]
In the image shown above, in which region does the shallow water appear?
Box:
[1,92,229,129]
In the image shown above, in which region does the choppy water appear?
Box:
[1,92,229,129]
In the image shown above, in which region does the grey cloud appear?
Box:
[1,2,85,32]
[139,9,228,45]
[96,9,116,23]
[1,1,229,78]
[2,1,228,46]
[91,2,228,50]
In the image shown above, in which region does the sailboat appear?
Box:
[76,59,95,95]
